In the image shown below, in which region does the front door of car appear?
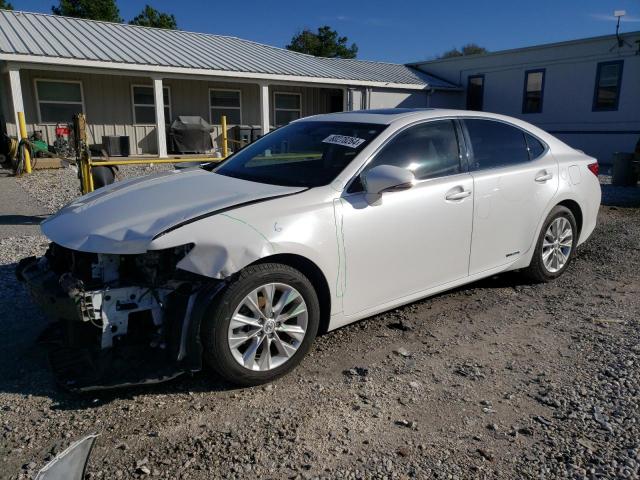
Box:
[463,119,559,275]
[339,120,474,317]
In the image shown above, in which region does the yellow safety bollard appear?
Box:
[221,115,228,158]
[17,112,32,174]
[87,159,94,193]
[80,159,87,194]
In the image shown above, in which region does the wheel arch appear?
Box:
[556,199,583,238]
[251,253,332,335]
[510,196,585,271]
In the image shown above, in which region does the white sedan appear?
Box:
[19,109,601,390]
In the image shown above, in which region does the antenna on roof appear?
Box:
[610,10,633,51]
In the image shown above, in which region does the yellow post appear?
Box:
[221,115,228,158]
[17,111,32,174]
[80,159,88,194]
[87,159,94,193]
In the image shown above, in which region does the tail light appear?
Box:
[587,162,599,177]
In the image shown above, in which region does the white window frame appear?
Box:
[131,84,172,125]
[209,88,242,125]
[273,91,302,126]
[34,78,85,125]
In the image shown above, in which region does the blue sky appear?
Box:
[12,0,640,63]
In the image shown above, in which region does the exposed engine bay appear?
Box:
[17,243,220,391]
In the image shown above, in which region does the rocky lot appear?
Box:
[1,167,639,479]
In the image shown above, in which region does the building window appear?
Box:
[210,89,242,125]
[466,75,484,111]
[132,85,171,125]
[35,79,84,124]
[274,92,302,126]
[593,61,624,111]
[522,69,545,114]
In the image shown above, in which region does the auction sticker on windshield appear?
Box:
[322,134,366,149]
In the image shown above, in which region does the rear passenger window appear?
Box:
[525,133,545,160]
[366,120,461,181]
[465,119,529,170]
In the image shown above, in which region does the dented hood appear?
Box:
[41,168,304,254]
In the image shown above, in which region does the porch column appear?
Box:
[8,66,24,135]
[152,77,167,158]
[259,82,270,135]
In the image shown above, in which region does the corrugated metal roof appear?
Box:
[409,30,640,66]
[0,10,457,89]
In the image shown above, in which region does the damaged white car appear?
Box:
[18,109,601,390]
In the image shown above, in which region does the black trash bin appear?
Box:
[612,153,638,186]
[233,126,254,148]
[251,127,263,142]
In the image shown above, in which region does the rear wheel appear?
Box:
[524,206,577,282]
[201,263,319,386]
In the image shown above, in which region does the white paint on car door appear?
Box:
[466,119,559,274]
[340,173,473,316]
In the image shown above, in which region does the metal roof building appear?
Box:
[408,30,640,164]
[0,10,449,88]
[0,10,458,157]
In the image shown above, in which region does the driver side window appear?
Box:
[365,120,462,181]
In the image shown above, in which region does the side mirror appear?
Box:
[362,165,415,195]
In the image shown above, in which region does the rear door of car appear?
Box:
[463,118,559,275]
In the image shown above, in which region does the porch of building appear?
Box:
[1,63,347,159]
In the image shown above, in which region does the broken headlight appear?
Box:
[119,244,194,286]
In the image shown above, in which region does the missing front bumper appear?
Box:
[16,255,203,392]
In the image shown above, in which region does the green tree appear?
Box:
[51,0,122,22]
[129,5,177,29]
[440,43,488,59]
[286,26,358,59]
[0,0,14,9]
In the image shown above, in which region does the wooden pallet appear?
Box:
[32,157,64,169]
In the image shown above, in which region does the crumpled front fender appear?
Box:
[149,213,276,279]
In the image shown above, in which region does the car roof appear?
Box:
[297,108,495,125]
[295,108,570,152]
[299,108,550,130]
[297,108,431,125]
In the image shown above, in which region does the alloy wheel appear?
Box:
[227,283,308,371]
[542,217,573,273]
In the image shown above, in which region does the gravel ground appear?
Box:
[15,164,174,212]
[1,170,639,479]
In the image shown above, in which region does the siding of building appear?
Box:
[412,32,640,163]
[368,88,428,109]
[367,88,461,109]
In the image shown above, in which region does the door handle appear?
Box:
[445,189,472,201]
[535,171,553,183]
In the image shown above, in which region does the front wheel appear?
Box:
[523,205,577,282]
[201,263,320,386]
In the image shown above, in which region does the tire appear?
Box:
[201,263,320,386]
[523,205,577,283]
[91,165,116,189]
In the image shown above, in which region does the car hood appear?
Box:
[41,168,305,254]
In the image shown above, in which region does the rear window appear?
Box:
[465,119,530,170]
[525,133,546,160]
[212,121,385,187]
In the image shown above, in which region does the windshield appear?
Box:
[211,121,386,187]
